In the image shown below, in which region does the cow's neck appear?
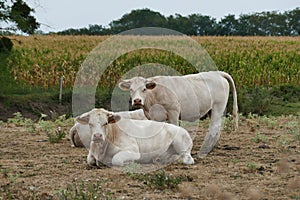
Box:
[106,124,119,143]
[144,91,156,109]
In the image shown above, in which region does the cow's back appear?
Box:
[153,72,226,120]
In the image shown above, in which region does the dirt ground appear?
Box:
[0,115,299,200]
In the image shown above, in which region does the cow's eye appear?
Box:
[102,122,108,127]
[143,88,146,92]
[89,123,94,128]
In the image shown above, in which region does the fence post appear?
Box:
[59,76,64,104]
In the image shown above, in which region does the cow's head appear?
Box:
[76,108,120,143]
[119,77,157,107]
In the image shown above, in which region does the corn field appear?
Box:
[6,35,300,90]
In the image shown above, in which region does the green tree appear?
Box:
[109,8,167,34]
[236,11,294,36]
[166,14,194,34]
[286,7,300,35]
[55,7,300,36]
[188,14,217,35]
[218,14,239,35]
[237,14,261,36]
[0,0,39,34]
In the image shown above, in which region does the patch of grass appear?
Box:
[278,136,292,150]
[54,114,74,127]
[286,120,299,135]
[246,162,260,172]
[238,86,272,115]
[291,195,300,200]
[122,161,142,176]
[293,133,300,143]
[129,170,191,190]
[35,113,71,144]
[222,114,234,132]
[53,179,114,200]
[1,168,9,178]
[37,119,55,132]
[252,132,268,143]
[47,127,66,144]
[3,112,71,144]
[259,115,276,129]
[7,112,36,132]
[9,173,20,186]
[231,158,241,164]
[7,112,34,127]
[237,85,300,116]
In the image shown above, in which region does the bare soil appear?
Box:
[0,116,299,200]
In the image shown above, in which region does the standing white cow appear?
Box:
[118,71,238,158]
[76,108,194,166]
[69,109,149,148]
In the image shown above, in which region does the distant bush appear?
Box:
[0,36,13,52]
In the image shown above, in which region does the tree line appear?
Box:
[57,8,300,36]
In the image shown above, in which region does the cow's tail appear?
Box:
[69,125,77,147]
[220,71,238,130]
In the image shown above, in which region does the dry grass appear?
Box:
[0,114,299,199]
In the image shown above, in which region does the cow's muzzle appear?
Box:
[92,133,104,143]
[133,98,143,106]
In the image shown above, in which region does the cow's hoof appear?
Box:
[198,153,208,159]
[183,155,194,165]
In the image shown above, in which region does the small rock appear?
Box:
[258,144,270,149]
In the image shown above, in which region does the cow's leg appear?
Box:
[112,151,141,166]
[198,104,225,158]
[171,132,194,165]
[167,110,180,125]
[87,153,96,166]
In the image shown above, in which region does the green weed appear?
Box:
[246,162,260,172]
[222,114,234,132]
[122,161,142,176]
[47,127,66,144]
[279,137,292,147]
[54,114,74,127]
[1,168,9,178]
[259,115,276,129]
[252,132,268,143]
[36,113,71,143]
[6,112,35,132]
[53,179,114,200]
[131,170,189,190]
[286,121,299,135]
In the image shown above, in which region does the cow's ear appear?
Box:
[76,114,90,125]
[107,114,121,124]
[118,80,131,91]
[146,81,156,90]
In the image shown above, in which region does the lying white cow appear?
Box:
[76,108,194,166]
[118,71,238,158]
[69,109,149,148]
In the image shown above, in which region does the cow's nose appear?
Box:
[133,98,142,105]
[93,133,104,141]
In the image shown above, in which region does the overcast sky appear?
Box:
[26,0,300,33]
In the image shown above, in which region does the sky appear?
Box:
[26,0,300,33]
